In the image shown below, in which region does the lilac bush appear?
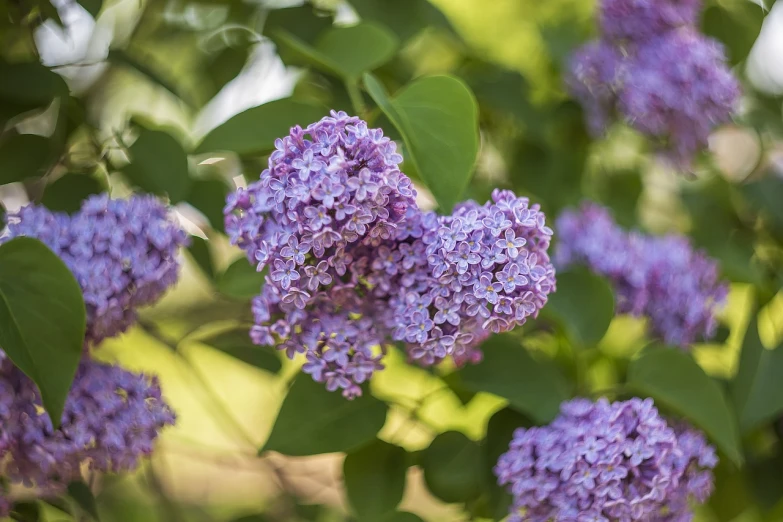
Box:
[567,0,740,169]
[495,397,717,522]
[3,194,188,345]
[368,190,556,367]
[225,111,417,398]
[555,202,728,347]
[0,358,175,510]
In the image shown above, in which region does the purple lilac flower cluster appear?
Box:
[3,194,188,344]
[568,0,740,169]
[555,203,728,347]
[224,110,417,398]
[495,398,717,522]
[0,359,175,500]
[369,190,556,367]
[225,114,558,394]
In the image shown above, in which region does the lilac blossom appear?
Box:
[495,397,717,522]
[368,189,556,368]
[567,0,739,170]
[225,111,417,397]
[2,194,188,345]
[0,358,175,498]
[555,202,728,347]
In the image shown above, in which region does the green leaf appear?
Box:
[364,73,479,212]
[742,174,783,238]
[349,0,455,41]
[595,170,642,228]
[0,134,55,185]
[216,258,265,300]
[261,374,388,456]
[459,334,570,423]
[67,481,100,520]
[187,178,230,233]
[122,127,191,203]
[545,268,615,347]
[108,50,183,103]
[201,327,281,374]
[230,515,269,522]
[41,174,103,213]
[0,237,86,427]
[0,61,68,108]
[483,408,533,521]
[77,0,102,17]
[440,371,477,406]
[702,2,764,65]
[731,314,783,433]
[10,501,41,522]
[195,98,325,156]
[421,431,482,503]
[465,63,541,135]
[188,236,214,280]
[381,513,425,522]
[628,347,743,465]
[344,439,407,519]
[274,22,398,81]
[263,5,333,46]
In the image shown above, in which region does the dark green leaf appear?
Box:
[204,44,250,99]
[187,178,230,233]
[10,501,41,522]
[0,61,68,108]
[545,268,615,347]
[41,174,103,213]
[0,201,5,226]
[742,174,783,238]
[628,347,743,465]
[108,50,183,103]
[188,236,214,280]
[77,0,102,17]
[216,258,265,300]
[465,64,541,135]
[195,98,325,155]
[349,0,455,41]
[122,127,191,203]
[421,431,482,503]
[459,334,570,423]
[702,2,764,65]
[201,327,281,374]
[364,73,479,212]
[261,374,388,456]
[67,481,100,520]
[595,170,642,228]
[344,439,407,519]
[483,408,533,520]
[274,23,398,81]
[0,134,55,185]
[731,313,783,433]
[229,515,269,522]
[263,5,333,46]
[440,371,477,406]
[381,513,424,522]
[0,237,85,427]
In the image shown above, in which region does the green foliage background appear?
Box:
[1,0,783,521]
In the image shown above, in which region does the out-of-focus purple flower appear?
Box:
[555,202,728,347]
[567,0,739,171]
[619,31,740,168]
[600,0,703,44]
[369,189,556,367]
[2,194,188,345]
[225,111,418,398]
[495,397,717,522]
[0,358,175,495]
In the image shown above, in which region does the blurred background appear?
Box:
[2,0,783,520]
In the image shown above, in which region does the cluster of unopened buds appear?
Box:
[568,0,740,169]
[0,194,186,512]
[225,111,557,398]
